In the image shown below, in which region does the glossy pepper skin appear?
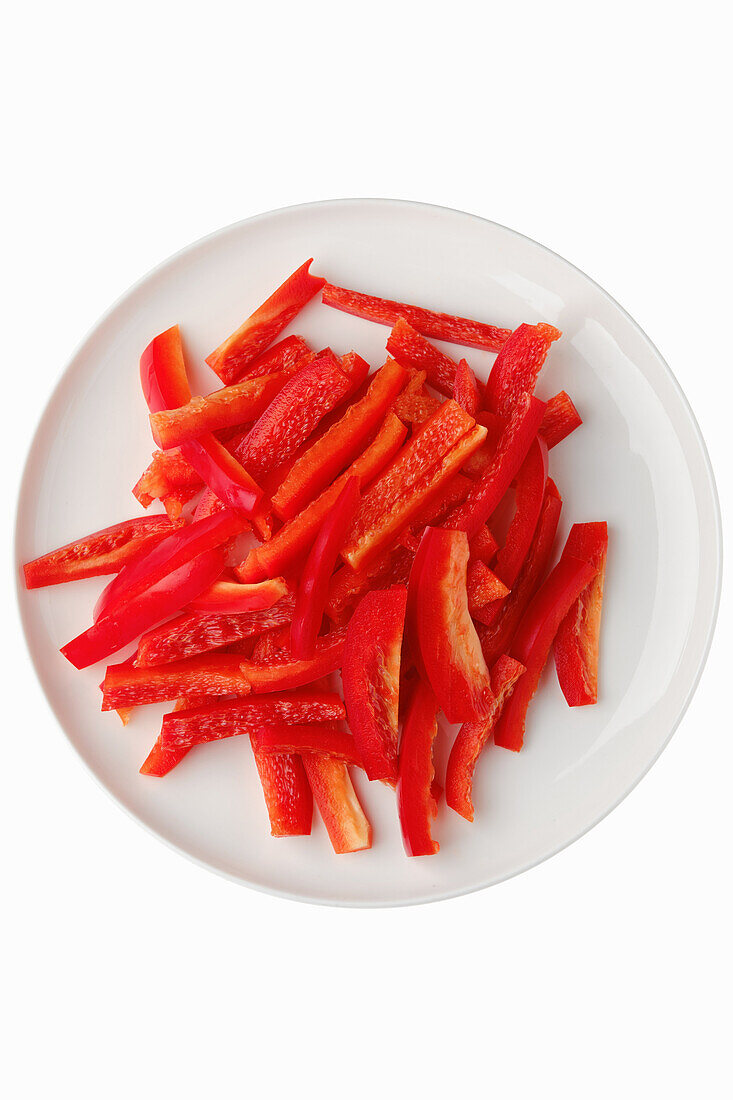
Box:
[494,554,598,752]
[397,679,440,856]
[272,359,408,520]
[554,522,608,706]
[302,755,372,854]
[134,594,296,666]
[206,259,325,384]
[249,730,313,837]
[140,690,346,776]
[236,412,407,582]
[416,528,494,723]
[140,324,192,412]
[62,546,228,670]
[342,585,408,782]
[445,655,526,821]
[290,478,361,659]
[253,725,363,766]
[444,395,546,539]
[484,322,561,418]
[22,515,178,589]
[477,480,562,648]
[323,282,512,353]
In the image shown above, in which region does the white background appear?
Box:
[2,2,730,1097]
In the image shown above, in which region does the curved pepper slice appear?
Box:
[445,655,526,821]
[323,282,512,353]
[234,349,367,484]
[253,725,363,766]
[179,435,263,517]
[134,594,296,666]
[540,390,582,449]
[397,679,440,857]
[477,479,562,646]
[62,545,228,670]
[494,553,598,752]
[23,515,178,589]
[554,522,608,706]
[302,754,372,854]
[150,371,292,449]
[444,395,546,539]
[140,324,192,412]
[342,585,408,782]
[416,528,494,723]
[188,577,288,614]
[453,358,481,416]
[206,259,325,384]
[249,731,313,837]
[484,322,561,418]
[291,478,361,659]
[95,509,247,622]
[272,359,408,520]
[236,412,407,582]
[493,437,548,589]
[141,690,346,776]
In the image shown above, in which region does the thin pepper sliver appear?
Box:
[554,522,608,706]
[397,679,440,857]
[302,754,372,854]
[249,731,313,837]
[484,322,561,418]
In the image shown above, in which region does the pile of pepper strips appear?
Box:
[24,259,608,857]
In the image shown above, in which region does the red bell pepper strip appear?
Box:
[206,260,325,384]
[453,358,481,416]
[102,653,250,709]
[272,360,409,520]
[341,400,483,569]
[149,371,292,449]
[233,334,311,383]
[232,349,367,484]
[386,317,459,396]
[342,586,408,782]
[291,478,361,659]
[140,324,192,412]
[238,628,345,692]
[397,679,440,857]
[477,479,562,646]
[466,560,509,616]
[391,369,442,425]
[179,435,263,517]
[23,515,178,589]
[554,522,608,706]
[445,655,526,821]
[253,725,363,766]
[141,690,346,776]
[62,545,228,670]
[94,509,247,622]
[135,594,296,666]
[493,554,598,752]
[323,282,512,353]
[325,543,414,626]
[444,394,546,539]
[402,473,472,540]
[540,390,583,449]
[249,732,313,837]
[416,528,494,723]
[469,525,499,565]
[236,412,407,582]
[484,322,561,418]
[302,754,372,854]
[493,437,548,590]
[187,577,288,614]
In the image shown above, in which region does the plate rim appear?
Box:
[14,196,724,907]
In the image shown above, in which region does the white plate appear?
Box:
[15,199,722,907]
